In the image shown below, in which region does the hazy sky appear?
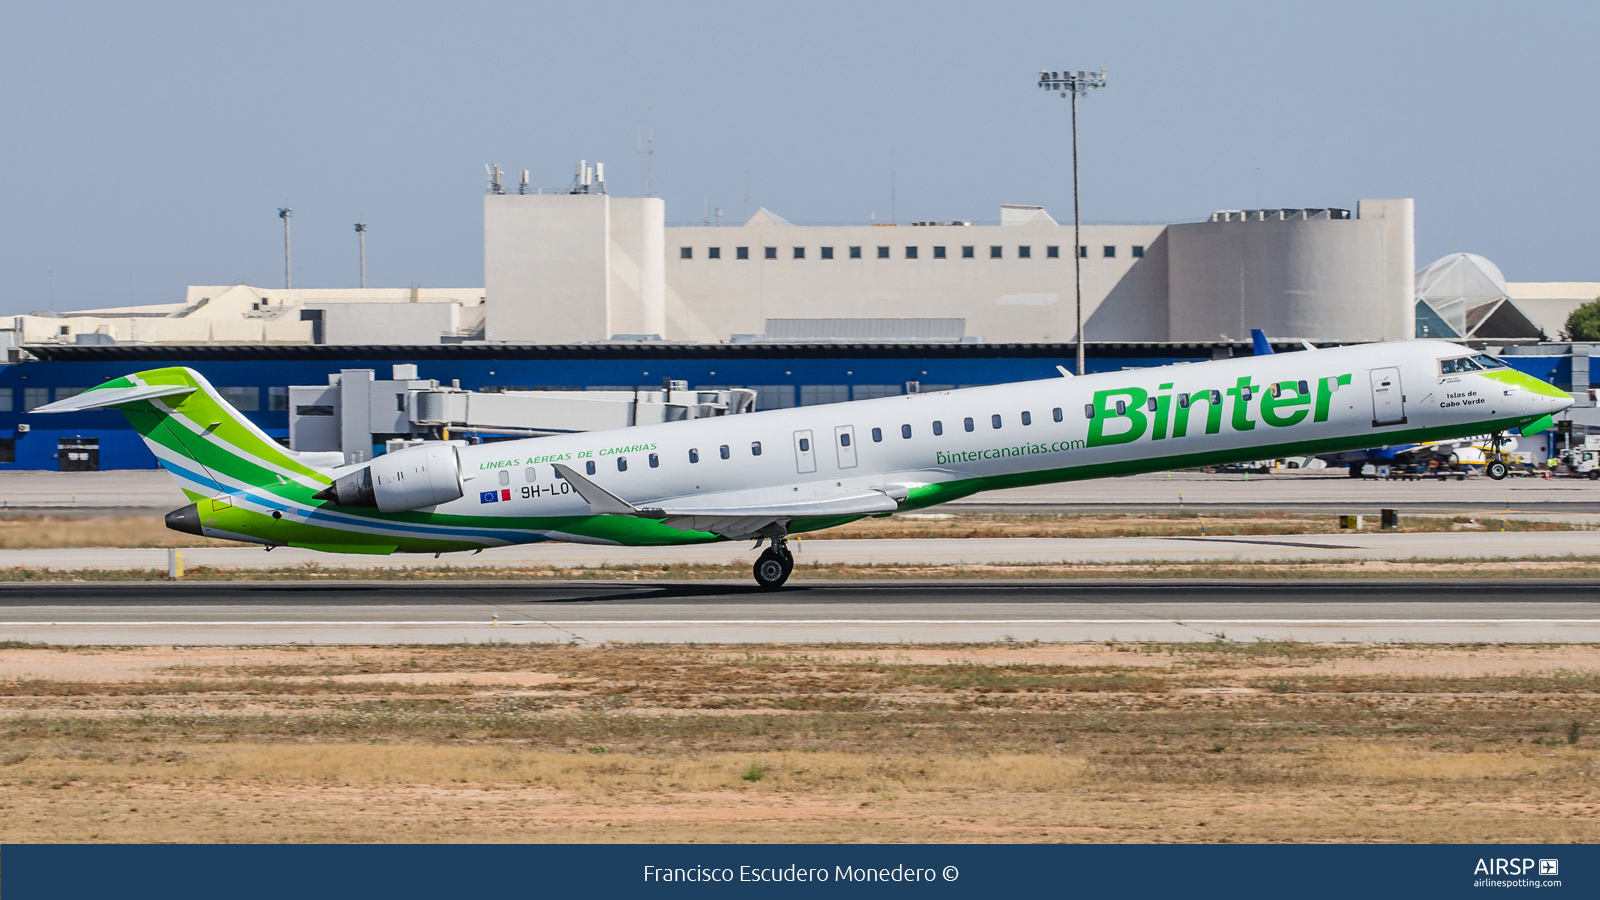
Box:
[1,0,1596,314]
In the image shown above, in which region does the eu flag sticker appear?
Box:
[479,490,499,504]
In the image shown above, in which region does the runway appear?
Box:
[2,580,1597,645]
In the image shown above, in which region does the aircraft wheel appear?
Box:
[1487,461,1509,481]
[753,550,791,590]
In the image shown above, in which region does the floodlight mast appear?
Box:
[1037,68,1107,375]
[354,223,367,288]
[278,208,293,289]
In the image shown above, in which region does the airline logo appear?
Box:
[479,489,512,504]
[1086,373,1354,448]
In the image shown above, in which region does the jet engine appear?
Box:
[312,442,465,512]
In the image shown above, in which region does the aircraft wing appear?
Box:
[552,463,903,540]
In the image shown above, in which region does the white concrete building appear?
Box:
[485,195,1421,345]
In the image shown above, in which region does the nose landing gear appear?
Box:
[1486,432,1511,481]
[753,535,794,590]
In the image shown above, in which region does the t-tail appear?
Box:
[33,367,341,540]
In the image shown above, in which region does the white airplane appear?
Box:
[37,339,1572,588]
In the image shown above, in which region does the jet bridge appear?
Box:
[289,365,755,465]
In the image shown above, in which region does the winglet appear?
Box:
[1055,365,1074,378]
[1300,339,1319,351]
[1250,329,1274,356]
[552,463,638,515]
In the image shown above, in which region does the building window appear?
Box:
[219,386,259,411]
[1132,245,1145,258]
[851,385,900,400]
[750,385,797,410]
[932,420,943,436]
[1047,246,1060,258]
[871,427,882,442]
[689,448,700,463]
[751,441,762,456]
[901,424,912,439]
[849,246,862,258]
[649,453,659,468]
[793,247,805,259]
[1052,407,1063,422]
[877,246,890,259]
[54,387,85,400]
[991,414,1002,429]
[800,385,849,405]
[24,388,49,411]
[708,247,721,259]
[1017,246,1031,259]
[905,246,918,259]
[0,389,11,412]
[295,405,333,417]
[962,246,975,258]
[586,460,596,475]
[1078,245,1088,258]
[269,387,289,411]
[719,444,730,459]
[737,247,750,260]
[989,246,1002,259]
[0,438,14,463]
[764,247,777,260]
[680,247,693,259]
[821,246,834,259]
[963,417,974,432]
[1103,245,1116,258]
[933,246,946,259]
[1021,411,1032,426]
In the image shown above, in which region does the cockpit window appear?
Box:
[1471,354,1508,370]
[1439,356,1482,375]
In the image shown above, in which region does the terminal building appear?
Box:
[0,174,1594,470]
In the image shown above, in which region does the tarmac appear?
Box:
[1,580,1596,645]
[0,530,1595,572]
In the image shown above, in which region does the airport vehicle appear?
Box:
[1556,437,1600,479]
[37,340,1573,588]
[1322,433,1526,479]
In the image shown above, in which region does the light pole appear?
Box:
[1038,68,1107,375]
[278,208,293,289]
[354,223,367,288]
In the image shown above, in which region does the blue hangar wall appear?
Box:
[0,340,1566,471]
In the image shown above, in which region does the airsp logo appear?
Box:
[1474,858,1549,876]
[1540,859,1559,876]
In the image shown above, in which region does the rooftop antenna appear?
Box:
[637,109,656,198]
[596,161,605,195]
[354,223,367,289]
[890,150,897,225]
[485,163,505,195]
[519,169,529,195]
[715,207,723,227]
[277,208,292,289]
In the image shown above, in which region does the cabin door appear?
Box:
[1369,367,1407,426]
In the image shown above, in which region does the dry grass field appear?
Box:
[0,511,1580,550]
[0,641,1596,843]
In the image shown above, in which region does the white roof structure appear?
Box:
[1414,253,1543,340]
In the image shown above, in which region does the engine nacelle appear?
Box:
[313,442,465,512]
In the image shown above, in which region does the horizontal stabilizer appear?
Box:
[32,383,196,414]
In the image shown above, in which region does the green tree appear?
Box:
[1564,297,1600,341]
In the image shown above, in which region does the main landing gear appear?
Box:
[753,535,794,590]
